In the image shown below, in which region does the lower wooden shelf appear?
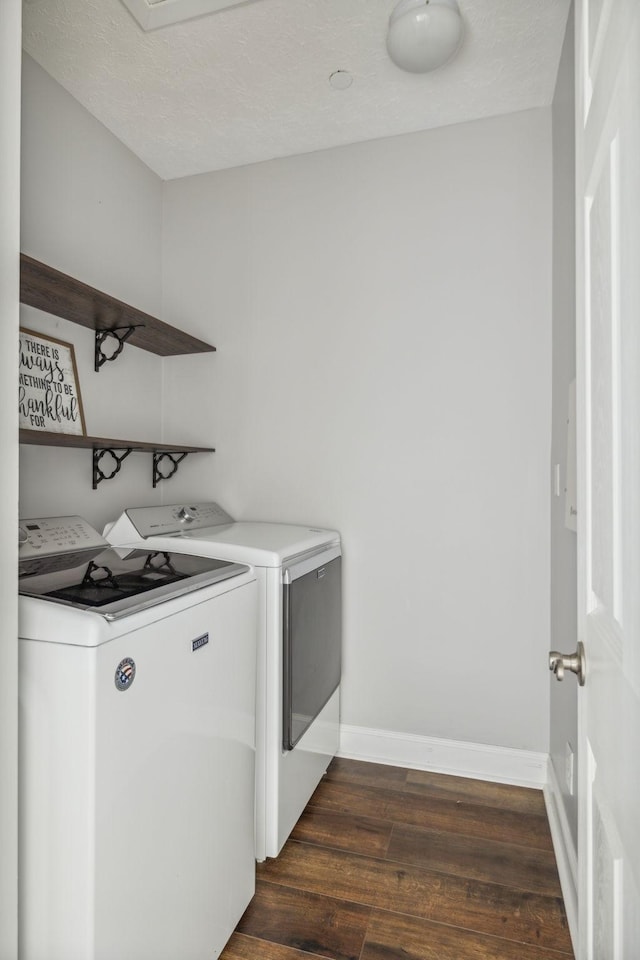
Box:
[19,429,213,454]
[19,429,215,488]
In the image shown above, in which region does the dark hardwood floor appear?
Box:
[220,757,574,960]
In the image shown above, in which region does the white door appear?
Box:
[575,0,640,956]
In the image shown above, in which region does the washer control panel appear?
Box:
[19,516,107,559]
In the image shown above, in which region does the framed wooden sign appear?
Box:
[19,328,86,436]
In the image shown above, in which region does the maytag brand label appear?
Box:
[115,657,136,692]
[192,633,209,652]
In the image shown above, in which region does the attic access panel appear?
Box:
[120,0,264,31]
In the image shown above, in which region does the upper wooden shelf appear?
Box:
[20,254,215,357]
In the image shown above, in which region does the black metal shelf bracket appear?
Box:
[93,447,134,489]
[152,451,188,488]
[95,326,143,372]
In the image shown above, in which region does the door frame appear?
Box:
[0,0,22,955]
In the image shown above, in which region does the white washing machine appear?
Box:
[105,502,342,861]
[18,515,258,960]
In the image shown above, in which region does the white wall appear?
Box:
[550,5,578,845]
[1,3,22,955]
[19,56,165,533]
[18,60,554,755]
[162,109,553,753]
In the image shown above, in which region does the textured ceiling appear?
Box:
[22,0,571,181]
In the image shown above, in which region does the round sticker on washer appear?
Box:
[115,657,136,692]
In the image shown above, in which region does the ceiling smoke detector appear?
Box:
[120,0,263,31]
[329,70,354,90]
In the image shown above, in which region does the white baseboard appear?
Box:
[338,723,548,788]
[544,757,579,956]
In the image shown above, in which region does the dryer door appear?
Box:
[282,550,341,750]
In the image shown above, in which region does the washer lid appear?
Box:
[19,544,248,620]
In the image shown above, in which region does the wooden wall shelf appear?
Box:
[20,254,215,357]
[19,255,217,488]
[20,430,215,489]
[19,430,214,454]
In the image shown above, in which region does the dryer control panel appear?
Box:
[120,503,235,538]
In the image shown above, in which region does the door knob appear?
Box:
[549,641,586,686]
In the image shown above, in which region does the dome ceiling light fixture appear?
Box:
[386,0,464,74]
